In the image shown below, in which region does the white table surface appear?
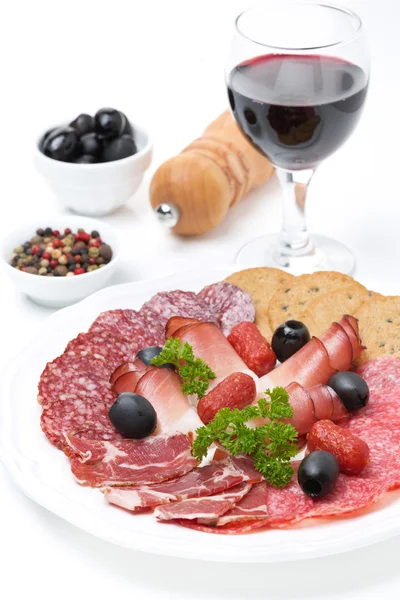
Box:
[1,0,400,597]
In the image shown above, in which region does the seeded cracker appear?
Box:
[224,267,294,340]
[267,271,355,332]
[354,295,400,365]
[302,282,370,337]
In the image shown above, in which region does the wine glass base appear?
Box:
[235,234,355,275]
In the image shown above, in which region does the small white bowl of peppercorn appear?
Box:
[1,216,120,308]
[34,108,152,217]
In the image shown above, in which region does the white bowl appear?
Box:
[0,216,120,308]
[33,121,152,217]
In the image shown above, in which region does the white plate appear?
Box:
[0,266,399,563]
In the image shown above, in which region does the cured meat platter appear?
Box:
[0,266,399,563]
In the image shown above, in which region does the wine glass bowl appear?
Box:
[226,2,370,274]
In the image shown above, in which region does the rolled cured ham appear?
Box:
[257,316,363,393]
[135,368,203,435]
[172,321,257,397]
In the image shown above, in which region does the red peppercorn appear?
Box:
[64,228,72,235]
[79,232,91,243]
[20,267,25,271]
[50,259,58,268]
[74,267,85,275]
[90,239,101,248]
[52,230,60,237]
[52,239,63,248]
[89,257,97,264]
[32,246,41,255]
[42,252,51,260]
[74,254,82,263]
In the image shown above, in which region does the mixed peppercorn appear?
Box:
[10,227,113,276]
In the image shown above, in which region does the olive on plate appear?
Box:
[271,320,311,363]
[95,107,126,139]
[80,132,103,158]
[328,371,369,412]
[298,450,339,498]
[102,134,137,162]
[109,392,157,439]
[137,346,174,370]
[69,113,95,136]
[42,126,79,161]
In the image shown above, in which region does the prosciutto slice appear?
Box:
[154,482,251,521]
[135,368,203,435]
[103,456,259,512]
[201,482,269,526]
[173,321,256,395]
[64,432,198,487]
[257,316,363,393]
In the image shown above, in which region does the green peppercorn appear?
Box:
[43,237,51,244]
[58,255,68,265]
[63,246,72,254]
[40,259,50,268]
[14,245,24,254]
[51,249,62,259]
[66,271,75,277]
[89,247,99,258]
[46,273,54,277]
[31,235,43,245]
[87,264,98,272]
[38,267,47,275]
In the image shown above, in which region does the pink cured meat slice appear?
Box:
[104,455,263,512]
[142,290,217,332]
[203,482,270,526]
[40,373,119,449]
[198,282,255,336]
[104,458,248,512]
[64,433,198,487]
[154,482,252,521]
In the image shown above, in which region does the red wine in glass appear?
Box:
[227,54,368,171]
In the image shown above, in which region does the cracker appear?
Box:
[224,267,294,340]
[267,271,355,332]
[354,295,400,365]
[302,282,370,337]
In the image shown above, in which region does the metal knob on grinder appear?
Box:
[150,110,274,236]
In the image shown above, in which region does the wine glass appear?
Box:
[226,1,370,274]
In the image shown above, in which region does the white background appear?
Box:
[1,0,399,598]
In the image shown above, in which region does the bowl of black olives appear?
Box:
[34,108,152,217]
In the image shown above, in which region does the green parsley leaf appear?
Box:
[151,337,216,399]
[192,386,298,488]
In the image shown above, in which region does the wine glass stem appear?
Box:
[274,167,316,266]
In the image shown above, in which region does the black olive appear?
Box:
[271,320,311,362]
[298,451,339,498]
[120,112,134,136]
[328,371,369,412]
[102,134,137,162]
[109,392,157,439]
[73,154,98,164]
[42,126,79,161]
[39,128,56,152]
[80,132,103,157]
[95,108,126,139]
[136,346,174,370]
[70,113,95,136]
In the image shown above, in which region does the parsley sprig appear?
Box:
[192,387,298,487]
[151,337,216,399]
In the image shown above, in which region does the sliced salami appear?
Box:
[40,373,119,449]
[90,308,164,352]
[198,282,255,336]
[142,290,217,332]
[65,331,137,372]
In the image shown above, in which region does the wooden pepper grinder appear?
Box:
[150,110,274,236]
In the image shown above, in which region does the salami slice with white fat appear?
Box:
[65,331,137,372]
[198,282,255,336]
[142,290,217,332]
[89,308,164,350]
